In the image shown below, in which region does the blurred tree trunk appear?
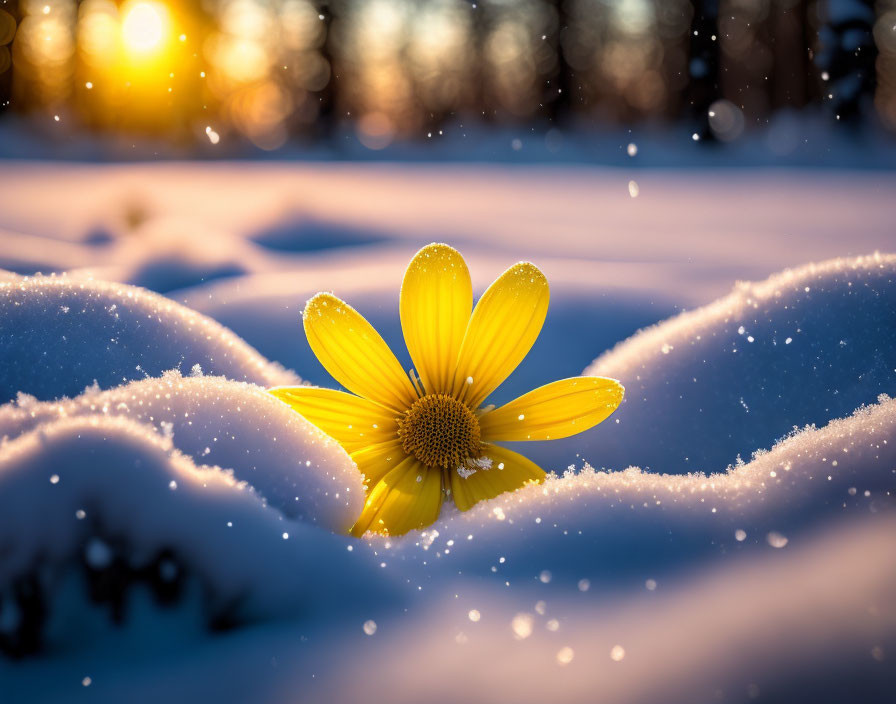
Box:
[315,0,338,142]
[0,0,17,116]
[546,0,573,126]
[685,0,721,139]
[818,0,877,125]
[471,1,494,124]
[768,0,815,110]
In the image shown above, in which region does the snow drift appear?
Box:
[0,196,894,704]
[524,253,896,473]
[0,372,364,529]
[376,393,896,584]
[0,416,379,633]
[0,274,295,404]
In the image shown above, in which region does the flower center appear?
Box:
[398,393,481,469]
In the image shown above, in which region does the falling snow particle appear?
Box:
[82,677,92,687]
[628,180,640,198]
[766,531,788,548]
[577,578,590,592]
[205,126,220,145]
[363,619,377,635]
[49,474,60,484]
[539,570,552,584]
[282,532,289,540]
[556,646,575,665]
[610,645,626,661]
[626,143,637,157]
[511,612,534,640]
[735,529,747,541]
[645,579,657,591]
[468,609,481,622]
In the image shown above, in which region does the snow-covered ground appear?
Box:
[0,162,894,703]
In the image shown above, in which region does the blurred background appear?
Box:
[0,0,893,160]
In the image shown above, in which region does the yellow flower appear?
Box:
[269,244,624,536]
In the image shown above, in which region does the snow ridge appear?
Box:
[535,252,896,475]
[375,394,896,583]
[0,371,364,530]
[0,414,384,655]
[0,273,296,403]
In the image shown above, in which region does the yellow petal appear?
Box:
[479,377,624,441]
[351,440,406,491]
[400,243,473,395]
[351,457,443,536]
[268,386,398,453]
[449,444,545,512]
[303,293,418,412]
[451,262,549,409]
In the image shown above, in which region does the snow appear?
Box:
[377,393,896,584]
[0,415,379,634]
[0,162,894,702]
[0,371,363,529]
[0,274,294,403]
[534,253,896,473]
[313,513,896,704]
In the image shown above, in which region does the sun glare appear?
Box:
[121,1,168,54]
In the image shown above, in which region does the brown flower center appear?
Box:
[398,393,481,469]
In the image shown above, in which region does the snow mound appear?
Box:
[0,415,383,656]
[0,372,364,530]
[377,394,896,585]
[317,513,896,704]
[536,253,896,474]
[0,274,295,403]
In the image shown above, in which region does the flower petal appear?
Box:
[351,440,406,491]
[451,262,549,409]
[479,377,624,441]
[303,293,418,411]
[268,386,398,453]
[351,457,443,536]
[400,243,472,395]
[449,444,545,512]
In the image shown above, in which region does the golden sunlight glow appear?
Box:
[121,1,168,54]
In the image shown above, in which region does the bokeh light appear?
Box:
[121,1,169,55]
[0,0,893,148]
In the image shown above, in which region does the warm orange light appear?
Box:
[121,1,168,55]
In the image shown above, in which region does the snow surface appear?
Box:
[381,393,896,583]
[0,162,894,703]
[0,371,363,529]
[0,415,379,630]
[0,274,294,403]
[562,253,896,473]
